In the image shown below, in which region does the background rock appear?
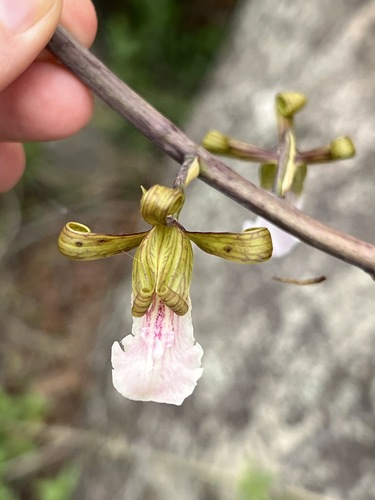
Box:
[77,1,375,498]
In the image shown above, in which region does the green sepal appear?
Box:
[58,222,148,260]
[330,136,356,160]
[186,227,272,263]
[201,130,229,154]
[276,92,307,117]
[132,225,193,317]
[141,185,185,226]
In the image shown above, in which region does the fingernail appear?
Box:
[0,0,53,33]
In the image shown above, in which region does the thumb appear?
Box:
[0,0,62,91]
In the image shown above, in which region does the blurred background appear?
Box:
[2,1,375,500]
[0,1,238,499]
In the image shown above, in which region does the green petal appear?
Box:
[186,228,272,263]
[141,185,185,226]
[132,225,193,316]
[158,285,189,316]
[292,163,307,195]
[58,222,148,260]
[259,163,277,190]
[132,287,155,317]
[260,160,306,195]
[276,129,297,196]
[184,156,200,187]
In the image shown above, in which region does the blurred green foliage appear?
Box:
[236,462,309,500]
[93,0,233,138]
[34,464,80,500]
[0,390,79,500]
[237,465,275,500]
[0,389,46,498]
[0,390,47,462]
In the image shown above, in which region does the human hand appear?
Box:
[0,0,97,192]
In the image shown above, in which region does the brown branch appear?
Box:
[47,26,375,278]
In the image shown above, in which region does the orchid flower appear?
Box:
[202,92,355,259]
[58,184,272,405]
[202,92,355,257]
[243,126,306,258]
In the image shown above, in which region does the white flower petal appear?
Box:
[111,295,203,405]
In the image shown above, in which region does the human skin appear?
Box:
[0,0,97,192]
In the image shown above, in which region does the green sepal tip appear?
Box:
[276,92,307,117]
[330,136,356,160]
[201,130,229,154]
